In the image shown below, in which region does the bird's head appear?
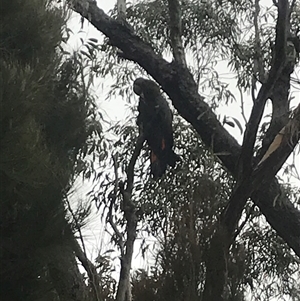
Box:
[133,78,145,96]
[133,78,161,102]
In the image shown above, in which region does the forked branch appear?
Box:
[238,0,290,177]
[203,103,300,300]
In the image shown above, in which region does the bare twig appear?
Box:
[238,85,248,127]
[167,0,187,66]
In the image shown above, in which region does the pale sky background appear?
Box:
[67,1,300,297]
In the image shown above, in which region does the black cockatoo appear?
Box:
[133,78,179,178]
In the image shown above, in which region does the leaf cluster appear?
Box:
[0,1,102,300]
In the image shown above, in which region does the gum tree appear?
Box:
[68,0,300,300]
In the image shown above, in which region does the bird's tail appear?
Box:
[160,138,180,167]
[150,150,179,179]
[150,138,180,179]
[150,151,167,179]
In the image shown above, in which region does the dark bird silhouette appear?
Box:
[133,78,179,178]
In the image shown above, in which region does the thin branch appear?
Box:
[253,0,265,82]
[107,138,144,301]
[238,85,248,127]
[290,0,297,15]
[107,154,125,255]
[73,240,102,301]
[167,0,187,66]
[251,77,257,104]
[117,0,126,21]
[65,199,101,301]
[116,133,144,301]
[65,198,88,264]
[125,133,145,194]
[233,203,256,241]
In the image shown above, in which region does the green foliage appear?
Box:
[92,251,117,301]
[0,1,102,300]
[0,0,65,65]
[126,0,246,54]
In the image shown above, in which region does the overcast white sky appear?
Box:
[68,0,300,293]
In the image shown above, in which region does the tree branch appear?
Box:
[167,0,187,66]
[117,0,126,21]
[69,0,300,258]
[73,239,102,301]
[257,42,298,163]
[253,0,265,82]
[65,199,101,301]
[108,154,125,255]
[203,103,300,300]
[116,133,144,301]
[238,0,290,177]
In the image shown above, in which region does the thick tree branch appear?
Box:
[203,103,300,300]
[167,0,187,66]
[238,0,289,177]
[69,0,300,258]
[69,0,240,167]
[258,36,300,162]
[226,104,300,234]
